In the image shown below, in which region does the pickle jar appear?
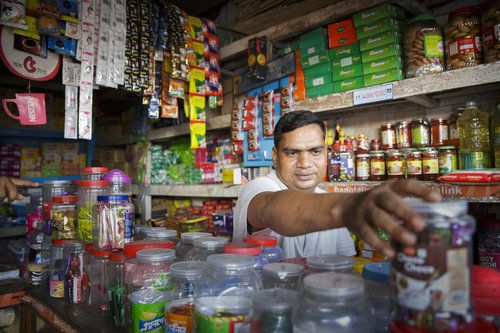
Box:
[371,139,381,151]
[482,1,500,63]
[404,14,445,77]
[396,121,412,149]
[380,123,396,150]
[357,134,370,154]
[51,195,78,240]
[406,150,423,180]
[444,7,482,70]
[438,146,458,175]
[370,151,386,181]
[420,147,439,181]
[356,154,371,181]
[411,118,431,148]
[431,117,449,147]
[348,135,358,151]
[387,150,404,180]
[77,180,110,243]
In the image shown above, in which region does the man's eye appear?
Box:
[311,150,322,155]
[287,151,297,157]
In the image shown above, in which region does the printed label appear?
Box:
[424,34,444,57]
[131,301,165,333]
[479,252,500,273]
[194,309,245,333]
[439,154,457,174]
[308,55,319,65]
[448,36,481,57]
[450,124,459,142]
[482,25,500,46]
[307,46,316,55]
[371,161,385,175]
[381,129,396,146]
[125,212,134,240]
[49,280,64,298]
[459,151,490,170]
[341,57,353,67]
[356,160,370,178]
[407,160,422,175]
[387,161,403,175]
[423,159,439,174]
[165,299,194,333]
[412,127,430,146]
[312,77,324,86]
[152,273,171,292]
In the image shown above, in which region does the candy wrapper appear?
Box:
[1,0,28,29]
[189,93,205,121]
[231,101,244,142]
[95,198,134,251]
[248,127,260,152]
[262,90,275,137]
[232,141,243,155]
[242,96,258,130]
[190,120,206,149]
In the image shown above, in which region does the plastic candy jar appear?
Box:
[49,239,69,298]
[304,254,354,278]
[78,180,110,243]
[101,169,132,196]
[223,242,268,274]
[370,150,386,181]
[123,240,174,282]
[262,262,304,291]
[42,180,72,222]
[81,167,108,181]
[71,180,80,195]
[133,225,157,241]
[146,228,179,246]
[175,232,212,260]
[107,250,125,327]
[51,195,78,240]
[391,200,475,331]
[184,236,228,261]
[127,249,176,333]
[244,234,284,263]
[363,262,392,333]
[64,240,89,304]
[90,249,110,315]
[292,272,375,332]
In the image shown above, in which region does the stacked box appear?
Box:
[41,143,61,177]
[353,3,405,87]
[61,143,80,176]
[329,43,364,92]
[328,19,358,49]
[21,148,42,178]
[0,144,21,177]
[278,43,299,56]
[293,50,306,101]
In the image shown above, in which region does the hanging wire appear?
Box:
[27,79,31,94]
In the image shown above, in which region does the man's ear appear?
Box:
[272,147,278,167]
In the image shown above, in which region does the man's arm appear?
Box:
[247,179,441,258]
[0,177,39,202]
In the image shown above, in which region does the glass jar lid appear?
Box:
[207,253,254,270]
[223,242,261,256]
[97,195,130,202]
[244,234,278,247]
[43,180,71,187]
[438,146,456,150]
[170,261,207,279]
[180,232,212,242]
[146,229,178,239]
[263,262,304,278]
[356,154,370,158]
[304,272,364,297]
[193,237,228,249]
[136,248,175,263]
[307,254,354,271]
[52,195,78,202]
[251,288,298,312]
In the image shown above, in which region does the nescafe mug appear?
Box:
[2,93,46,125]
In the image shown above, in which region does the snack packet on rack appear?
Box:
[190,120,206,149]
[437,169,500,183]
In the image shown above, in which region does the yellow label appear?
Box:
[371,161,385,175]
[424,34,444,57]
[423,159,439,174]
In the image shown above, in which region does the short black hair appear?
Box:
[274,110,325,149]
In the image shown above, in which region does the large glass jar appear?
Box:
[431,117,449,147]
[107,250,125,327]
[304,254,354,278]
[184,236,228,261]
[482,1,500,63]
[78,180,110,243]
[363,262,392,333]
[127,249,175,333]
[293,272,375,332]
[42,180,72,223]
[406,150,423,180]
[51,195,78,240]
[391,200,475,331]
[64,240,89,304]
[194,254,261,331]
[146,228,179,246]
[411,118,431,148]
[124,240,174,282]
[223,242,268,275]
[49,239,69,298]
[81,167,108,181]
[370,151,386,181]
[262,262,304,291]
[381,123,396,150]
[387,150,404,180]
[244,234,284,263]
[404,14,445,77]
[420,147,439,181]
[175,232,212,261]
[90,249,110,316]
[396,121,412,149]
[444,7,482,70]
[133,225,157,241]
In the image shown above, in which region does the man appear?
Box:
[233,110,440,259]
[0,176,39,202]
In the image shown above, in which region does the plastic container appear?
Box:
[411,118,430,148]
[84,243,93,275]
[184,236,228,261]
[49,239,69,298]
[431,117,449,147]
[64,240,89,304]
[123,240,174,282]
[244,234,284,263]
[146,228,179,246]
[126,249,176,333]
[404,14,445,77]
[71,180,80,195]
[133,225,157,241]
[390,200,476,331]
[107,250,125,327]
[223,242,268,274]
[304,254,354,277]
[92,195,134,251]
[42,180,72,222]
[238,288,298,333]
[293,272,375,332]
[262,262,304,291]
[101,169,132,196]
[78,180,110,243]
[482,1,500,63]
[363,262,392,333]
[26,195,42,237]
[370,150,386,181]
[51,195,78,240]
[175,232,212,261]
[90,249,110,315]
[81,167,108,181]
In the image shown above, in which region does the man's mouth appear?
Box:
[295,173,314,181]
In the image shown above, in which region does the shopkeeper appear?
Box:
[0,176,38,202]
[233,110,441,259]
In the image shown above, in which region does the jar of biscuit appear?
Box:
[482,1,500,63]
[444,7,482,70]
[404,15,445,77]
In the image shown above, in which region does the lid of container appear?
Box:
[307,254,354,271]
[134,225,157,233]
[64,240,85,250]
[405,198,470,220]
[136,248,176,262]
[411,117,428,123]
[223,242,261,256]
[109,250,125,261]
[417,147,436,151]
[85,244,93,252]
[124,240,174,257]
[193,237,229,248]
[170,261,207,279]
[101,169,131,183]
[407,14,436,24]
[207,253,255,270]
[82,167,108,173]
[251,288,299,312]
[304,272,364,297]
[449,7,479,21]
[72,180,80,185]
[146,229,178,238]
[362,262,390,284]
[263,262,304,278]
[244,234,278,247]
[80,180,109,187]
[43,180,71,186]
[356,154,370,158]
[52,239,69,245]
[97,195,130,202]
[431,117,447,122]
[52,195,78,202]
[180,232,212,241]
[438,146,456,150]
[93,249,110,257]
[353,257,373,274]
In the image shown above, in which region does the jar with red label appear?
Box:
[348,136,358,152]
[411,118,430,148]
[370,151,386,181]
[396,121,411,149]
[356,154,371,181]
[431,117,449,147]
[406,150,423,180]
[444,7,482,70]
[371,139,381,151]
[482,2,500,63]
[358,134,370,154]
[420,147,439,181]
[381,123,396,150]
[387,150,404,180]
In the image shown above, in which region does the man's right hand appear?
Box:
[0,177,39,202]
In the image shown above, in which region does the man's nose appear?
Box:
[297,151,313,168]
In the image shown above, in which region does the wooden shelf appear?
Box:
[133,183,244,198]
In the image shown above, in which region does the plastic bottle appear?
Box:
[26,195,42,237]
[492,104,500,168]
[457,101,491,169]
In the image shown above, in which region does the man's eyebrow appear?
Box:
[282,145,325,152]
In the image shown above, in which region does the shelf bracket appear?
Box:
[405,95,439,108]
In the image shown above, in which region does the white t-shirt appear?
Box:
[233,170,356,258]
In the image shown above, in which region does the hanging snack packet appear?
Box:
[56,0,77,18]
[38,0,58,17]
[262,90,275,137]
[231,101,244,142]
[189,66,205,95]
[206,33,218,54]
[169,79,185,99]
[208,95,217,109]
[280,83,294,115]
[48,35,77,56]
[190,120,206,149]
[248,125,260,152]
[188,15,203,41]
[242,96,258,130]
[232,141,243,155]
[161,98,178,119]
[189,93,205,121]
[192,40,205,67]
[1,0,28,29]
[38,14,59,35]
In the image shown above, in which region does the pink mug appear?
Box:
[2,93,47,125]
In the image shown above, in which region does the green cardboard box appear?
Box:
[300,27,328,43]
[359,31,400,52]
[331,55,362,68]
[306,83,335,98]
[363,68,404,87]
[333,77,364,92]
[301,50,329,69]
[305,73,333,89]
[278,43,299,56]
[303,62,332,77]
[299,27,327,56]
[355,18,404,40]
[362,55,403,74]
[353,4,405,27]
[328,43,361,60]
[300,42,327,58]
[332,63,364,81]
[361,43,402,62]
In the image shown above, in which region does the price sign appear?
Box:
[353,83,394,106]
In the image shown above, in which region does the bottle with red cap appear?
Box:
[223,242,268,275]
[107,250,125,327]
[90,249,110,315]
[244,235,284,263]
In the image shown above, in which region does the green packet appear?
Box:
[190,120,206,149]
[189,93,206,121]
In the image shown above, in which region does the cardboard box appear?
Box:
[353,3,405,27]
[331,55,362,68]
[222,168,242,185]
[359,30,400,52]
[42,143,61,166]
[248,36,267,81]
[300,50,329,69]
[355,18,403,40]
[305,73,332,89]
[299,42,327,58]
[303,62,332,77]
[328,30,358,49]
[332,63,364,81]
[361,43,401,62]
[21,148,41,178]
[101,149,126,163]
[328,19,355,34]
[333,77,364,92]
[306,83,334,98]
[362,55,403,74]
[278,43,299,56]
[363,68,404,86]
[328,43,361,60]
[61,143,79,176]
[300,27,327,44]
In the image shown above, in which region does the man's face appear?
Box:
[272,124,327,191]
